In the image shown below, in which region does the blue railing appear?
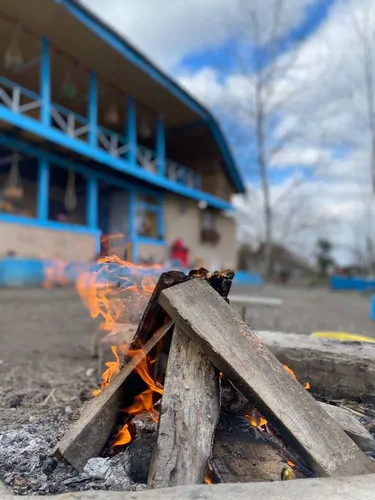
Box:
[0,76,202,190]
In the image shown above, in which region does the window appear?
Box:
[135,193,163,240]
[201,209,220,244]
[202,210,214,231]
[48,168,86,225]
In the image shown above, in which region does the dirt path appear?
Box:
[232,284,375,336]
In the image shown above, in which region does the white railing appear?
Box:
[166,158,201,189]
[0,77,204,192]
[136,145,158,173]
[0,78,41,115]
[97,126,129,158]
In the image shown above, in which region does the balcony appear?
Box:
[0,76,202,192]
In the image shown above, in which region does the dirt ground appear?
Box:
[0,284,374,427]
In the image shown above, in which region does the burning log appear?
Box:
[147,269,234,487]
[159,278,374,477]
[221,380,375,453]
[147,325,220,488]
[211,413,301,483]
[130,270,188,348]
[53,320,173,471]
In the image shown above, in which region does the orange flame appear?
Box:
[42,259,70,288]
[205,472,213,484]
[246,413,267,429]
[92,346,121,396]
[76,254,160,332]
[283,364,311,390]
[92,342,164,447]
[75,244,165,447]
[113,423,132,446]
[287,460,295,468]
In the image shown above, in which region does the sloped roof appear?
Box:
[65,0,245,194]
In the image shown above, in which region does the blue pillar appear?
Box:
[128,191,137,262]
[86,175,98,229]
[37,157,49,221]
[88,70,98,147]
[126,95,137,164]
[156,114,165,175]
[40,37,51,127]
[157,195,164,239]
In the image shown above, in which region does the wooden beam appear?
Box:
[159,279,374,477]
[255,331,375,401]
[148,324,220,488]
[54,320,173,471]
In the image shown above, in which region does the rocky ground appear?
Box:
[0,284,374,494]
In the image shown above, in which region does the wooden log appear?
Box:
[130,271,187,349]
[211,413,296,483]
[148,324,220,488]
[54,320,173,471]
[255,331,375,401]
[159,279,374,477]
[9,475,375,500]
[318,402,375,452]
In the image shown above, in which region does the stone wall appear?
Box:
[0,221,96,261]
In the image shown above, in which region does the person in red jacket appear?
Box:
[171,239,189,268]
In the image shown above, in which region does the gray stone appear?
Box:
[2,474,375,500]
[83,458,111,480]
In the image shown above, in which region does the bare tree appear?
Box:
[225,0,327,278]
[343,4,375,273]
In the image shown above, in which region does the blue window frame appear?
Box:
[134,192,164,244]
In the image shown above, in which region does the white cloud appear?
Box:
[78,0,313,71]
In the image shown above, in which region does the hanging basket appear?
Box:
[4,26,24,72]
[105,102,120,125]
[3,157,24,201]
[64,171,77,212]
[3,186,23,201]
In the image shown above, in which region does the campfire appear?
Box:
[52,263,375,491]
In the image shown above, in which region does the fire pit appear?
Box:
[1,263,375,497]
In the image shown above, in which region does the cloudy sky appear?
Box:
[80,0,375,265]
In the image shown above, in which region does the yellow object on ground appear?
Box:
[311,332,375,343]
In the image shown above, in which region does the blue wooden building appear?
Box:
[0,0,245,269]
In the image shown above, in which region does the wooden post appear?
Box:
[159,279,374,478]
[148,325,220,488]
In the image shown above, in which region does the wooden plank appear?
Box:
[54,320,173,472]
[255,331,375,401]
[148,324,220,488]
[319,402,375,452]
[159,279,374,477]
